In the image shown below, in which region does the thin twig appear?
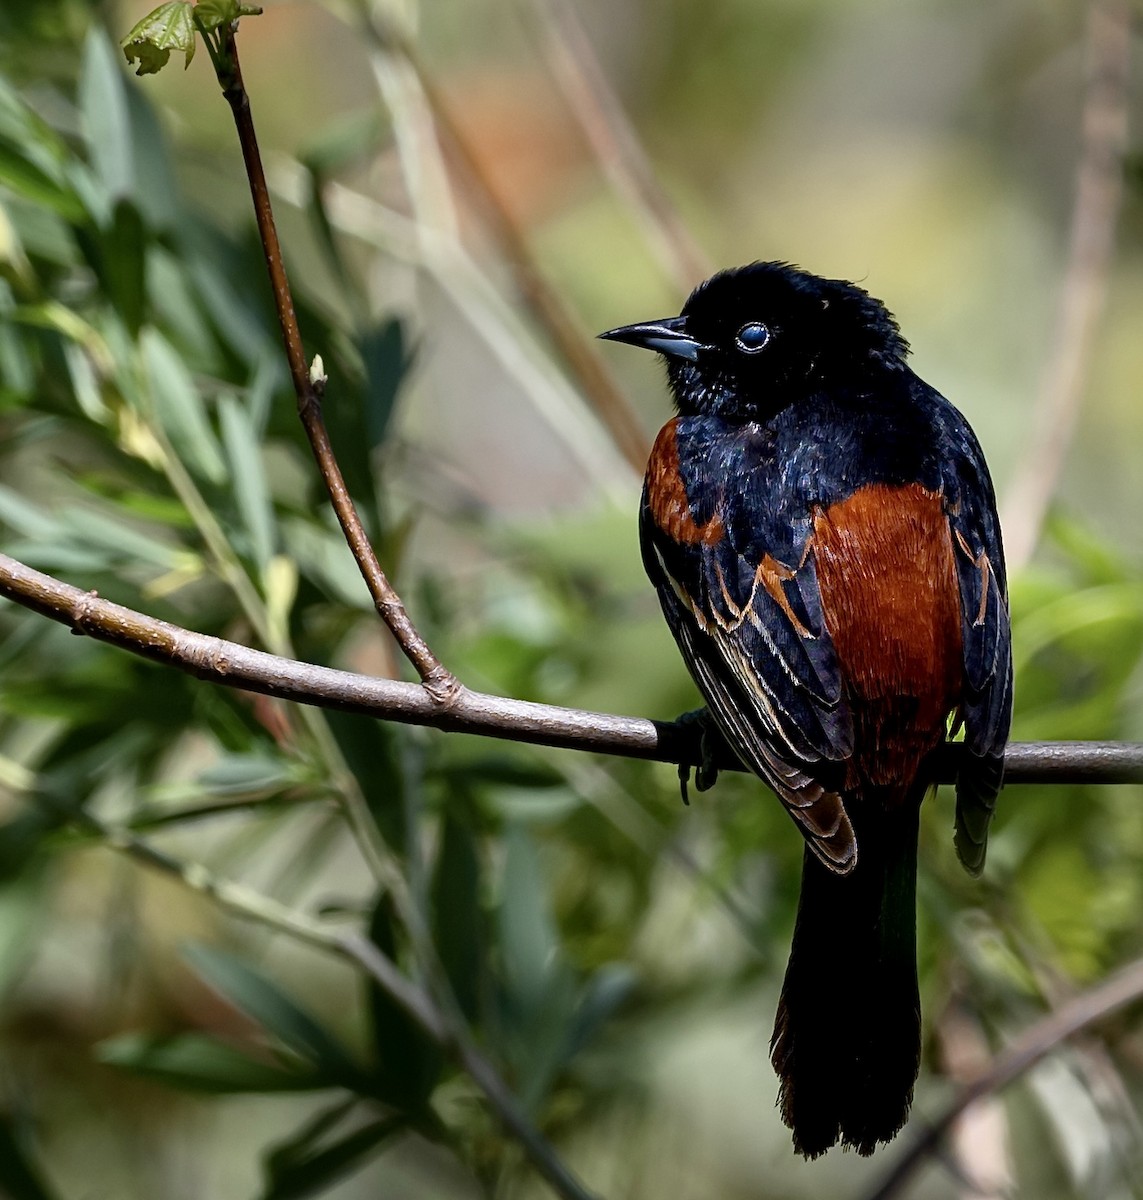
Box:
[866,954,1143,1200]
[358,5,651,474]
[211,28,459,703]
[523,0,711,294]
[1000,0,1130,569]
[81,811,598,1200]
[2,551,1142,785]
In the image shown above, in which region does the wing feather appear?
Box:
[934,395,1014,876]
[643,484,857,873]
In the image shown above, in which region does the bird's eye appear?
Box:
[735,322,771,353]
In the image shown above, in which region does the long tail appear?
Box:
[770,801,921,1158]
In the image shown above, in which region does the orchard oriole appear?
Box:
[601,261,1012,1157]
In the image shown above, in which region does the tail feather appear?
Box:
[770,802,921,1157]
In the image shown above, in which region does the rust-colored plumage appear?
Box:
[645,419,725,546]
[812,482,963,792]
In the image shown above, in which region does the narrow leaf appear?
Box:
[80,29,135,201]
[183,943,363,1084]
[98,1032,327,1093]
[431,813,483,1021]
[140,327,227,483]
[366,893,443,1107]
[99,199,147,334]
[499,828,558,1012]
[195,753,296,796]
[357,318,409,450]
[565,965,636,1057]
[219,393,275,571]
[0,140,84,222]
[261,1116,400,1200]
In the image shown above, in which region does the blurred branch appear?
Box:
[2,551,1142,786]
[272,161,629,490]
[209,26,459,702]
[867,952,1143,1200]
[522,0,712,293]
[935,1003,1012,1200]
[81,810,598,1200]
[1000,0,1130,569]
[358,1,651,474]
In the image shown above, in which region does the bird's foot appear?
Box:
[675,708,723,805]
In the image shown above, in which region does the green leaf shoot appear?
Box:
[121,3,197,76]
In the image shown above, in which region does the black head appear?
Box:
[599,261,910,421]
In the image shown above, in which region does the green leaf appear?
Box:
[0,871,47,995]
[124,84,183,233]
[0,1114,59,1200]
[262,1109,401,1200]
[0,140,85,223]
[0,812,58,885]
[357,318,408,451]
[121,3,196,76]
[140,327,227,484]
[61,340,108,424]
[0,485,61,541]
[499,828,559,1012]
[98,1033,328,1093]
[98,199,148,334]
[219,393,275,571]
[432,755,565,790]
[365,893,443,1108]
[195,753,296,796]
[565,965,636,1057]
[195,0,265,33]
[57,505,187,571]
[183,943,364,1084]
[81,29,135,204]
[431,813,484,1020]
[495,828,577,1110]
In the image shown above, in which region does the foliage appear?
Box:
[0,4,1140,1200]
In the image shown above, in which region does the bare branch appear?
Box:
[82,810,598,1200]
[866,953,1143,1200]
[935,1003,1012,1200]
[3,552,1142,786]
[1000,0,1130,569]
[523,0,712,293]
[211,29,459,702]
[359,7,651,475]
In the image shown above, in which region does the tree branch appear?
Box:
[209,26,459,703]
[866,953,1143,1200]
[359,5,651,475]
[3,552,1142,785]
[523,0,712,294]
[1000,0,1130,569]
[81,810,598,1200]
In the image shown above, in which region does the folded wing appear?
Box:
[641,420,857,872]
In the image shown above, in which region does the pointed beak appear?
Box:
[597,316,706,362]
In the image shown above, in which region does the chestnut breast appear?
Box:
[812,482,963,786]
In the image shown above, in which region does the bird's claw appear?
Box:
[675,707,722,805]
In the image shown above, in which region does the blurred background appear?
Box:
[1,0,1142,1197]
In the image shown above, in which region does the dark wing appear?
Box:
[936,399,1014,876]
[641,426,857,873]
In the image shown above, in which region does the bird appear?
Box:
[599,261,1013,1158]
